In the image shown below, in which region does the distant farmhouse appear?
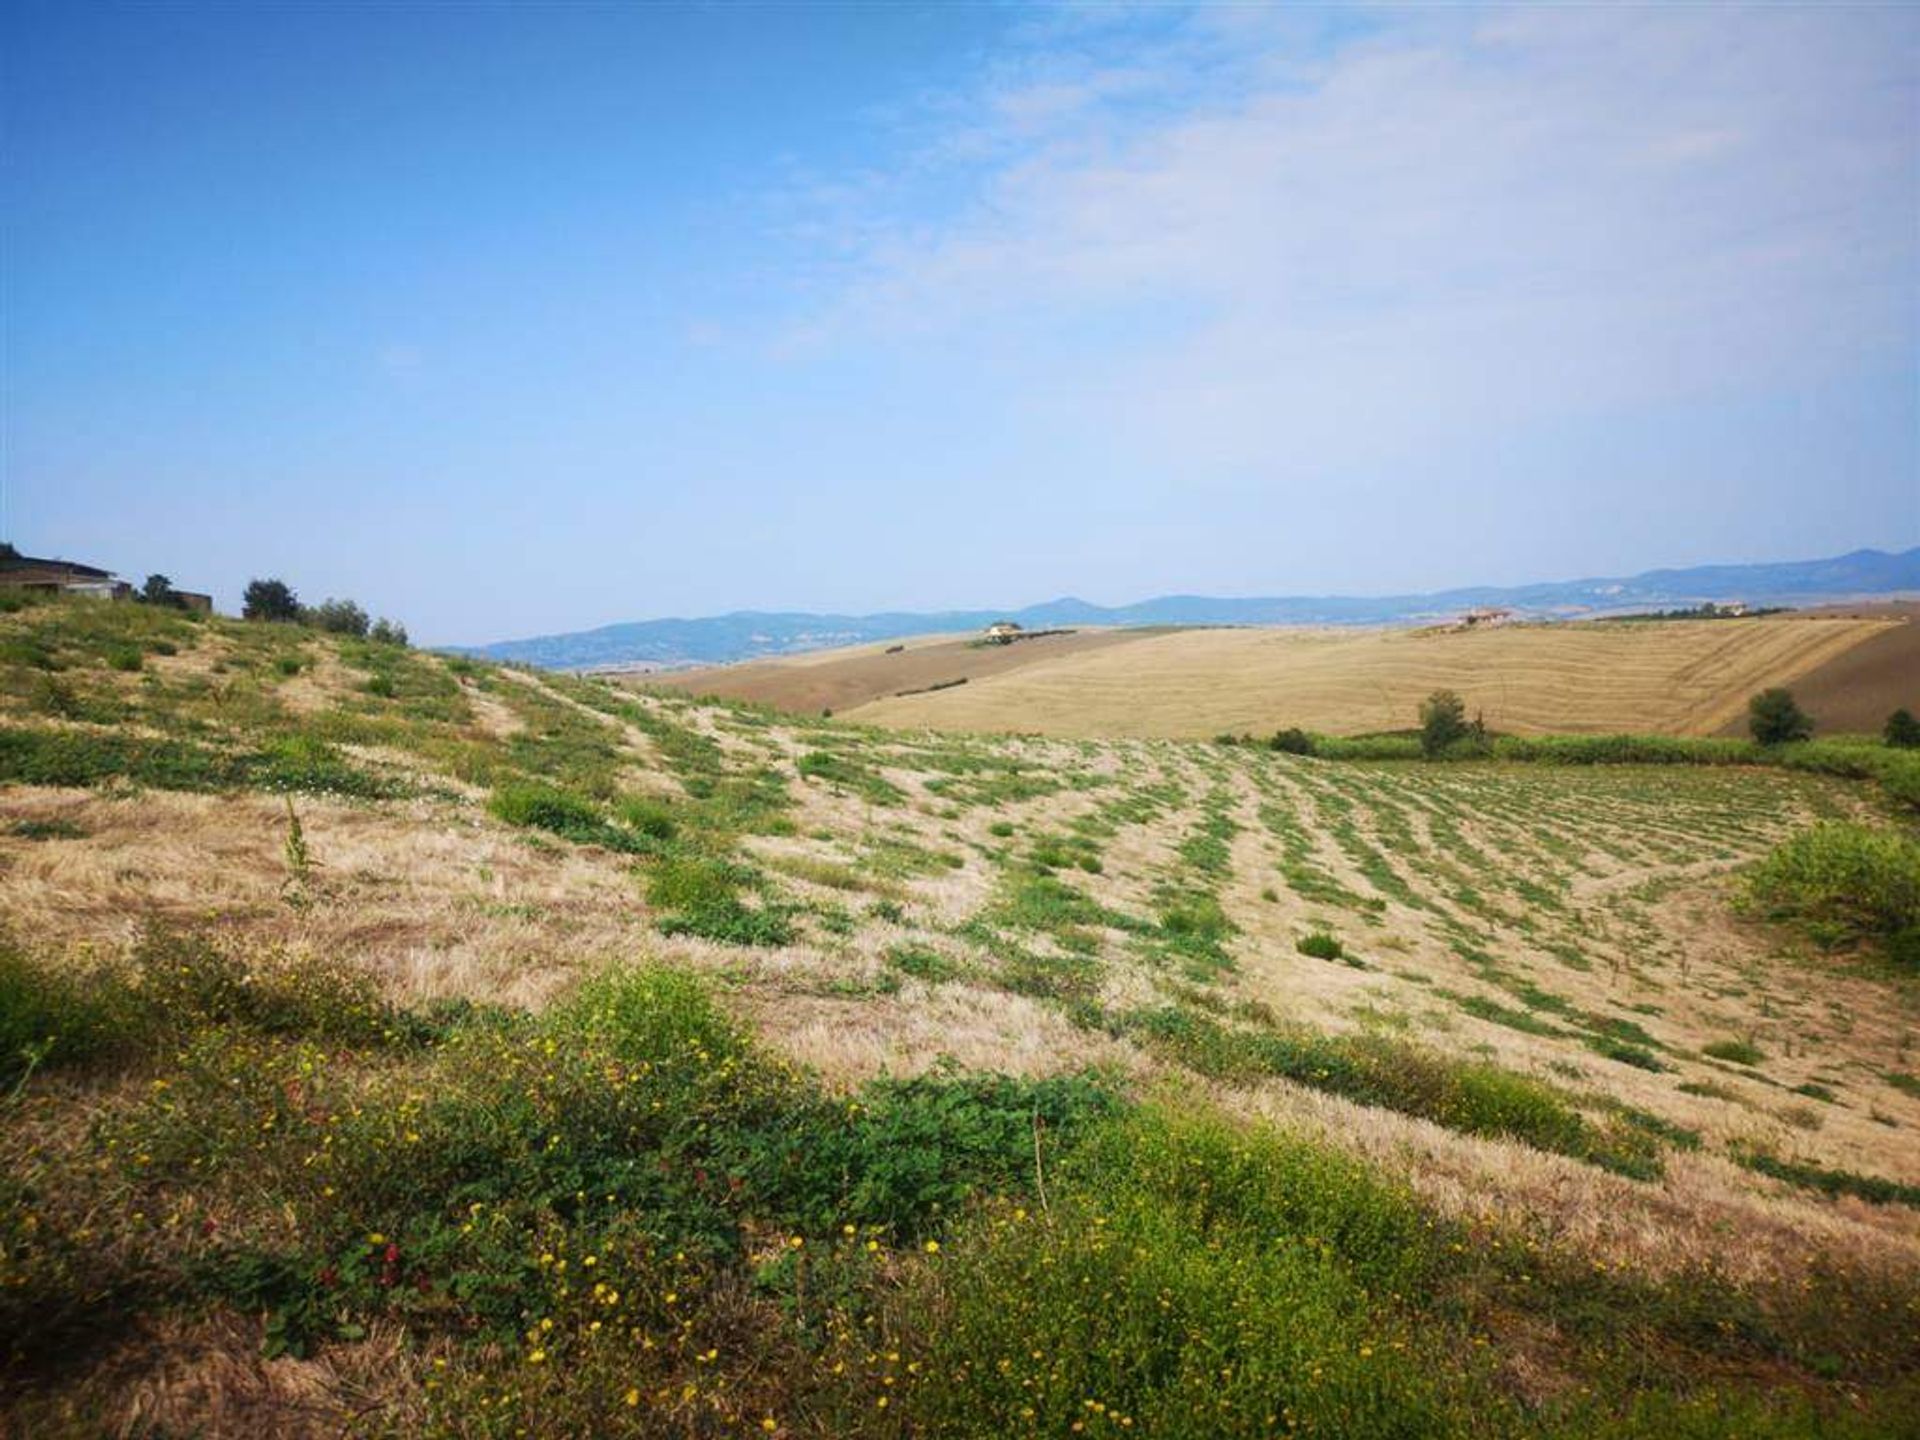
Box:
[983,620,1024,644]
[0,553,131,601]
[1458,606,1514,629]
[0,549,210,611]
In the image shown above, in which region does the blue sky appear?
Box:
[4,2,1916,645]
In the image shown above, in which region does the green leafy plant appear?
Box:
[1748,687,1813,745]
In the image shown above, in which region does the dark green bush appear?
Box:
[309,597,371,637]
[1268,726,1315,755]
[242,578,301,623]
[1749,687,1813,745]
[1419,689,1471,757]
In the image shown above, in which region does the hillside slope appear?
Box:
[3,595,1918,1436]
[847,614,1900,738]
[648,625,1173,715]
[471,545,1920,669]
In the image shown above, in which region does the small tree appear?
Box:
[369,617,408,647]
[1268,727,1314,756]
[138,573,181,607]
[309,597,371,637]
[1886,708,1920,750]
[1748,688,1812,746]
[242,578,301,623]
[1419,689,1470,757]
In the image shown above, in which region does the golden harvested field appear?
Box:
[646,625,1169,715]
[848,614,1899,739]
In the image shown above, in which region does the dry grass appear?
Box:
[6,599,1920,1437]
[0,786,650,1011]
[848,615,1895,738]
[645,626,1166,715]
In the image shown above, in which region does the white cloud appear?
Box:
[786,4,1918,478]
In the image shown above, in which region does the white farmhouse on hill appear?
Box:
[983,620,1024,644]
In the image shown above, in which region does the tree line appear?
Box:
[240,577,407,646]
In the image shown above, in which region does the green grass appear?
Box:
[2,930,1914,1436]
[1296,930,1347,962]
[1703,1038,1765,1066]
[1098,1004,1660,1179]
[797,748,905,806]
[645,853,796,946]
[1736,1150,1920,1209]
[6,600,1920,1434]
[1746,822,1920,962]
[0,724,404,799]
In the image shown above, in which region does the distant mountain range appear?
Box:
[468,546,1920,671]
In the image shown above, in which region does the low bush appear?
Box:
[1746,822,1920,960]
[1749,687,1813,746]
[1268,726,1315,755]
[1296,931,1345,960]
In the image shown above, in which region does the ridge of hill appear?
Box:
[472,546,1920,669]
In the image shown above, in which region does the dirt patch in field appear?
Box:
[1715,603,1920,737]
[640,627,1175,716]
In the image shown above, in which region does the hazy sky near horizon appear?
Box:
[5,2,1916,645]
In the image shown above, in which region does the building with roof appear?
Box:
[0,553,131,601]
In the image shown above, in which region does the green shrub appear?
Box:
[1887,708,1920,749]
[1703,1038,1764,1066]
[1268,726,1315,755]
[309,597,371,637]
[242,577,301,622]
[1748,688,1813,745]
[1747,822,1920,957]
[1419,689,1471,757]
[1296,931,1345,961]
